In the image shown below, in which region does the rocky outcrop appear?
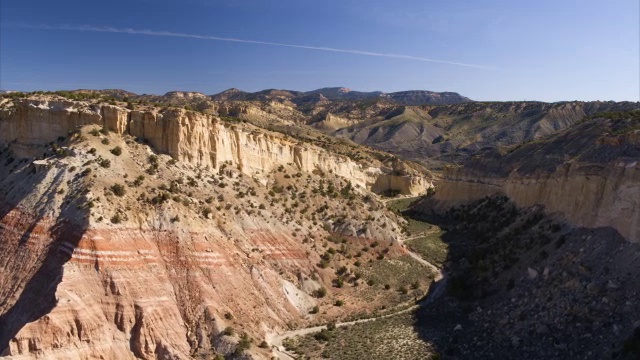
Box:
[0,98,429,195]
[371,173,432,196]
[0,95,427,359]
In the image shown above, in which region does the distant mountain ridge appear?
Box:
[5,87,472,106]
[210,86,471,105]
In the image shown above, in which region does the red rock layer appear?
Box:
[0,206,323,359]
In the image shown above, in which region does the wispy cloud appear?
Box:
[11,23,492,70]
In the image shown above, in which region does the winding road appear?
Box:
[268,231,447,359]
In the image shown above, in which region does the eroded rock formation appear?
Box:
[0,98,430,196]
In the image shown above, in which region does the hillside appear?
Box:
[334,101,640,166]
[376,110,640,359]
[0,94,434,359]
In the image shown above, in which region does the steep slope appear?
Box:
[0,95,434,359]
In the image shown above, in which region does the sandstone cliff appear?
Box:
[0,97,430,196]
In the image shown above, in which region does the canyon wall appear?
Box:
[420,118,640,242]
[0,99,426,195]
[430,161,640,242]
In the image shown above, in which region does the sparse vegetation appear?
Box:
[111,183,126,197]
[110,213,122,224]
[110,146,122,156]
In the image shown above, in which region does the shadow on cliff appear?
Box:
[401,205,461,359]
[0,155,88,355]
[404,195,640,360]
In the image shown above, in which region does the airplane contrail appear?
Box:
[13,24,492,69]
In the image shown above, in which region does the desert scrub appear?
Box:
[110,213,123,224]
[110,146,122,156]
[111,183,126,197]
[98,158,111,168]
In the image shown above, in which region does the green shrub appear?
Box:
[111,213,122,224]
[110,146,122,156]
[99,159,111,168]
[235,333,252,354]
[313,287,327,298]
[111,183,126,197]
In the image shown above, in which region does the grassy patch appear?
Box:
[404,217,435,236]
[285,312,436,359]
[385,196,421,213]
[405,228,449,269]
[386,197,435,236]
[361,255,433,296]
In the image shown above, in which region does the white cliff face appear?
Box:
[0,99,430,194]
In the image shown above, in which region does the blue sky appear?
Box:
[1,0,638,101]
